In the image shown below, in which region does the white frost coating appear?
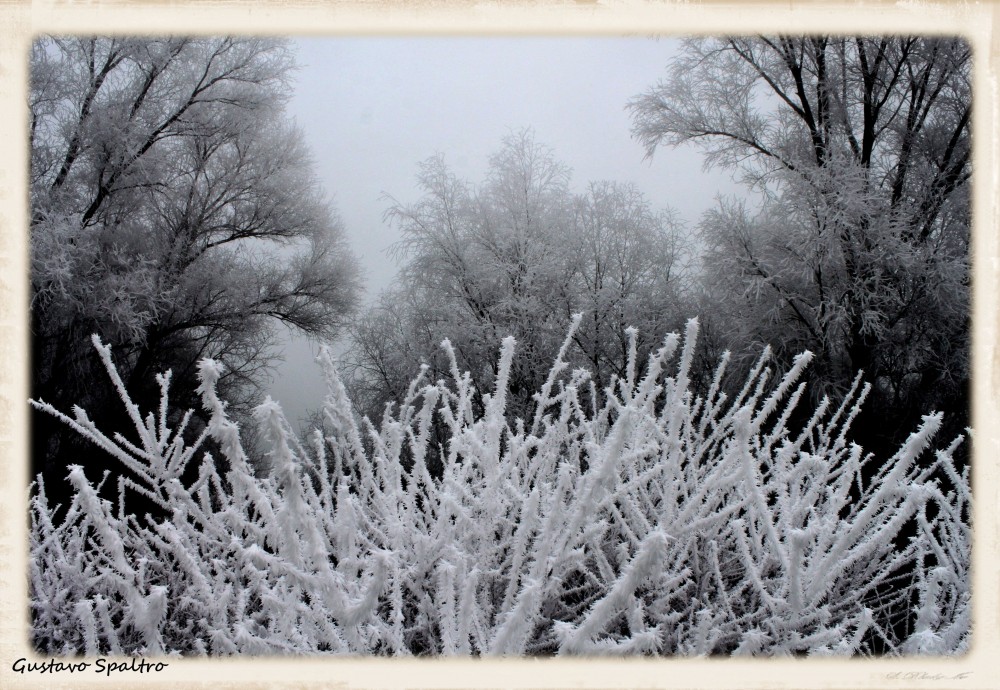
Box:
[29,324,970,656]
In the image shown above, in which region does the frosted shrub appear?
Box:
[29,320,970,655]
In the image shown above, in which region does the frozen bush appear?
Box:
[29,321,970,655]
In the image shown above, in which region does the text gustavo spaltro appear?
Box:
[12,657,168,676]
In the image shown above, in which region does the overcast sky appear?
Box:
[266,36,745,427]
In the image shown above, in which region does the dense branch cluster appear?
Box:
[30,37,359,503]
[30,322,969,656]
[629,37,970,452]
[348,131,689,427]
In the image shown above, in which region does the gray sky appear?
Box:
[266,36,744,427]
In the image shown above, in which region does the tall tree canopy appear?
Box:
[629,36,971,450]
[30,37,360,486]
[346,130,690,426]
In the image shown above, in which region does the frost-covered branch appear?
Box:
[29,324,970,655]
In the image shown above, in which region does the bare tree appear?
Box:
[346,130,690,427]
[30,37,360,489]
[569,181,689,390]
[629,36,970,449]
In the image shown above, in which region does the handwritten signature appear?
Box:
[885,671,972,681]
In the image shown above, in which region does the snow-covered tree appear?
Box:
[346,130,690,426]
[30,37,360,495]
[569,180,689,391]
[629,36,970,451]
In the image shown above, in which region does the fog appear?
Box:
[267,36,745,427]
